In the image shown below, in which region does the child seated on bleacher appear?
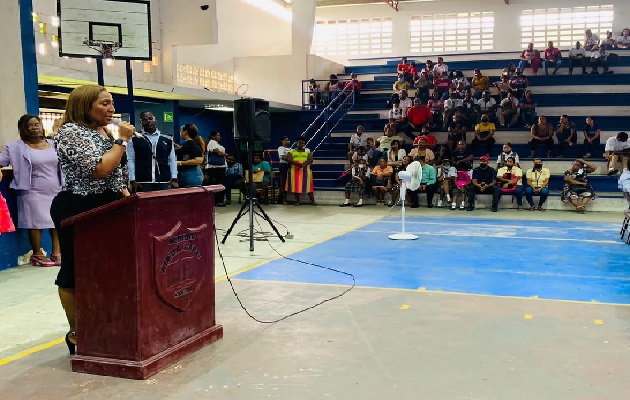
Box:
[436,158,456,208]
[340,158,370,208]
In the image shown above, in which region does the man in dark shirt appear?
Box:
[466,156,499,212]
[451,140,473,171]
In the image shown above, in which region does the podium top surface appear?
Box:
[61,185,224,228]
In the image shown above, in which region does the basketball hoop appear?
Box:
[83,39,122,59]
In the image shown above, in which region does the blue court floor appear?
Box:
[236,217,630,304]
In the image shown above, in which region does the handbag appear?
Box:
[206,152,225,166]
[245,170,265,183]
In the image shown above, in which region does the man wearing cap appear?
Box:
[466,156,499,212]
[348,125,369,164]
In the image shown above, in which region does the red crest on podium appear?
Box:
[153,222,209,311]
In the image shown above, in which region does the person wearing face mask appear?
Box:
[466,156,499,212]
[496,156,524,210]
[471,114,496,158]
[175,124,205,188]
[447,114,467,153]
[525,159,550,211]
[0,115,63,267]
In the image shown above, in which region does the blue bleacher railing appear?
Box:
[301,79,355,153]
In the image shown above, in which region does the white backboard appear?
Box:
[58,0,152,60]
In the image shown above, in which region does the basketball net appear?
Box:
[83,39,122,59]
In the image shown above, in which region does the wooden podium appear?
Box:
[63,186,224,379]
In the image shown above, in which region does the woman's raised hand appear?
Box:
[118,122,136,142]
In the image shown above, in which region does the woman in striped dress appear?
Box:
[285,137,317,206]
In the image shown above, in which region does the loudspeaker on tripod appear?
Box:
[233,98,271,142]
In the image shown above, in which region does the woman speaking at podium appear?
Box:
[50,85,135,355]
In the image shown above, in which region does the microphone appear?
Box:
[111,118,121,125]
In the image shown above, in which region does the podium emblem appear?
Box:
[153,222,209,311]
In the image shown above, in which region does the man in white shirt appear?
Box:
[499,92,519,128]
[433,57,448,76]
[617,28,630,49]
[584,29,600,51]
[347,125,369,164]
[568,41,587,75]
[388,98,406,134]
[604,131,629,175]
[476,91,497,123]
[398,90,413,116]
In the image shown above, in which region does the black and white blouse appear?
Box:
[55,123,128,196]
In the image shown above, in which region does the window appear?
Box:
[176,64,234,93]
[313,17,393,57]
[410,12,494,54]
[520,5,614,49]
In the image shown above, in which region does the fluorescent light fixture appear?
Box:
[205,104,234,112]
[143,62,151,73]
[242,0,291,23]
[51,16,60,27]
[32,12,39,22]
[86,57,93,64]
[38,43,47,55]
[106,58,114,67]
[51,36,59,48]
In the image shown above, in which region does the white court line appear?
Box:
[354,229,624,245]
[378,219,617,232]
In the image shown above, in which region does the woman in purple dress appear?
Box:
[0,115,63,266]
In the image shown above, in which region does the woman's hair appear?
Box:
[280,135,289,142]
[209,131,220,139]
[17,114,42,141]
[390,139,400,147]
[297,136,306,143]
[507,156,516,163]
[63,85,107,127]
[182,124,206,152]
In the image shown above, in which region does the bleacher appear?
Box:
[304,52,630,211]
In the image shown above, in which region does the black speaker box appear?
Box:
[233,98,270,142]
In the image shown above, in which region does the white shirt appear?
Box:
[477,97,497,112]
[605,137,630,152]
[388,148,407,163]
[501,97,518,109]
[399,97,413,115]
[433,63,448,76]
[388,107,404,121]
[585,34,600,48]
[569,47,586,58]
[349,133,368,150]
[617,35,630,46]
[278,145,290,164]
[206,139,226,169]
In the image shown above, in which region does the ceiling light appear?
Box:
[51,16,60,27]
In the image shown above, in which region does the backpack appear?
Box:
[456,170,471,188]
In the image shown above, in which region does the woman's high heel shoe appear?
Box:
[30,255,55,267]
[50,253,61,266]
[65,332,76,355]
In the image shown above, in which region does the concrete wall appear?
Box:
[314,0,630,63]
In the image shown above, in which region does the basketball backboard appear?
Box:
[57,0,152,60]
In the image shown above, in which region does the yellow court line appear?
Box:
[0,220,372,367]
[0,338,64,366]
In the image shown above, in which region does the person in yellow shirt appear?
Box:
[471,114,496,158]
[525,158,551,211]
[472,69,489,99]
[496,156,524,210]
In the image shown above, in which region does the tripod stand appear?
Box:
[221,141,285,251]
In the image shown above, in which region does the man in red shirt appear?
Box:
[402,98,432,136]
[543,41,563,75]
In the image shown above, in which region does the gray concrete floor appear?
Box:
[1,205,629,399]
